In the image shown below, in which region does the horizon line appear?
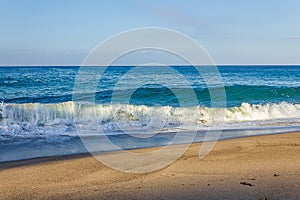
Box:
[0,64,300,67]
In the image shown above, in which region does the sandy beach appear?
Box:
[1,132,300,199]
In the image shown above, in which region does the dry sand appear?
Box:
[1,132,300,199]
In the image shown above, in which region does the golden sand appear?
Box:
[1,132,300,199]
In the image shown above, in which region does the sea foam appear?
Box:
[1,101,300,135]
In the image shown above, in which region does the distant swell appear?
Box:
[3,86,300,107]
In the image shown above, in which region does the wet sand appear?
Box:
[1,132,300,199]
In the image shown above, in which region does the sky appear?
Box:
[0,0,300,65]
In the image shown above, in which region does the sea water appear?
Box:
[1,66,300,162]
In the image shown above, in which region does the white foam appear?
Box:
[1,101,300,141]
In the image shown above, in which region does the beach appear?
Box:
[1,131,300,199]
[1,0,300,198]
[1,65,300,199]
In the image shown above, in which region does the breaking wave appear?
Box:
[1,101,300,133]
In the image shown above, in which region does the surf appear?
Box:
[1,101,300,132]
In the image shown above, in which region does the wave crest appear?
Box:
[1,101,300,126]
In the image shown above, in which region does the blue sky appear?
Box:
[0,0,300,65]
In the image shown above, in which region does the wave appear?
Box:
[1,101,300,146]
[1,101,300,128]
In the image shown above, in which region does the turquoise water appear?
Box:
[1,66,300,106]
[1,66,300,162]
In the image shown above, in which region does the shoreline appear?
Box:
[1,131,300,199]
[1,130,298,168]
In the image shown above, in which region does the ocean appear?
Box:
[1,65,300,162]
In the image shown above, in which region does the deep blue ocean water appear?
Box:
[1,65,300,162]
[1,66,300,106]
